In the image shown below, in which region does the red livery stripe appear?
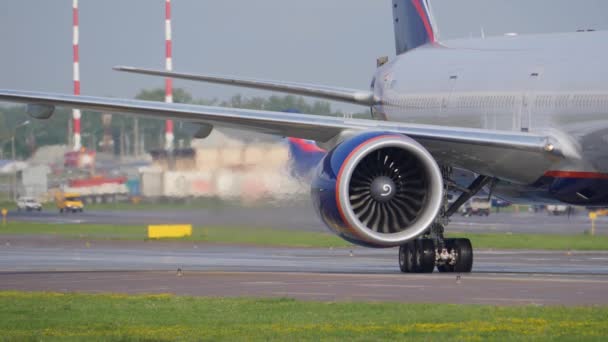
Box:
[411,0,435,43]
[544,171,608,179]
[288,138,326,153]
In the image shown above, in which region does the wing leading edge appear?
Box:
[0,89,562,184]
[114,66,376,106]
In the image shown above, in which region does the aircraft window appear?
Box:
[462,97,469,108]
[556,95,569,108]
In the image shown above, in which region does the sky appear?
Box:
[1,0,607,112]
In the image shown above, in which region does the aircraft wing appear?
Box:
[0,89,562,184]
[114,66,376,106]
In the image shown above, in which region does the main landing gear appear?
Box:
[399,237,473,273]
[399,174,493,274]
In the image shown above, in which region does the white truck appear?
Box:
[546,204,570,215]
[461,197,491,216]
[16,197,42,212]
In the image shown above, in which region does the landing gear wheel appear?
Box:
[399,240,435,273]
[399,242,416,273]
[416,239,436,273]
[453,238,473,273]
[398,244,409,273]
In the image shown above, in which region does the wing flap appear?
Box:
[114,66,376,106]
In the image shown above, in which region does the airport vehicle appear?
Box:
[16,197,42,212]
[460,197,491,217]
[55,192,84,213]
[546,204,570,216]
[1,0,608,273]
[65,176,129,204]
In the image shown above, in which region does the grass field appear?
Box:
[0,222,351,248]
[1,222,608,250]
[0,291,606,341]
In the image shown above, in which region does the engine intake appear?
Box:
[312,132,443,247]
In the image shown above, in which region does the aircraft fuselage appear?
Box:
[373,30,608,205]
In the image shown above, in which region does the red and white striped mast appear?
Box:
[164,0,174,151]
[72,0,82,151]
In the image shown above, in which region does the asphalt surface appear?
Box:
[7,204,608,235]
[1,236,608,305]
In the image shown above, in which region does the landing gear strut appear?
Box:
[398,174,492,274]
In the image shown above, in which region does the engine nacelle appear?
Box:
[311,132,443,247]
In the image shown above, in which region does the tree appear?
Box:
[0,88,372,158]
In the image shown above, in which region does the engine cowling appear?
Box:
[311,132,443,247]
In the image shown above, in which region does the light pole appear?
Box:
[8,120,30,200]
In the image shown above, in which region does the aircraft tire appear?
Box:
[398,244,410,273]
[417,239,436,273]
[453,238,473,273]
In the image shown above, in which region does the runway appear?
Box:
[2,236,608,305]
[8,204,608,235]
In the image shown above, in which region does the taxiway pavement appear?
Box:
[8,204,608,235]
[1,237,607,305]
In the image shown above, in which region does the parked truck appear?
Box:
[460,197,491,217]
[63,176,129,204]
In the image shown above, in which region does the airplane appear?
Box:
[287,138,326,180]
[1,0,607,273]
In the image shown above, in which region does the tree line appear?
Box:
[0,89,371,159]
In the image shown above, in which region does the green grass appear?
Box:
[2,222,608,250]
[0,222,352,248]
[0,291,606,341]
[450,232,608,251]
[0,200,16,211]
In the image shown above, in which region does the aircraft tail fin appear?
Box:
[392,0,439,55]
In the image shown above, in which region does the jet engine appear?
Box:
[311,132,443,247]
